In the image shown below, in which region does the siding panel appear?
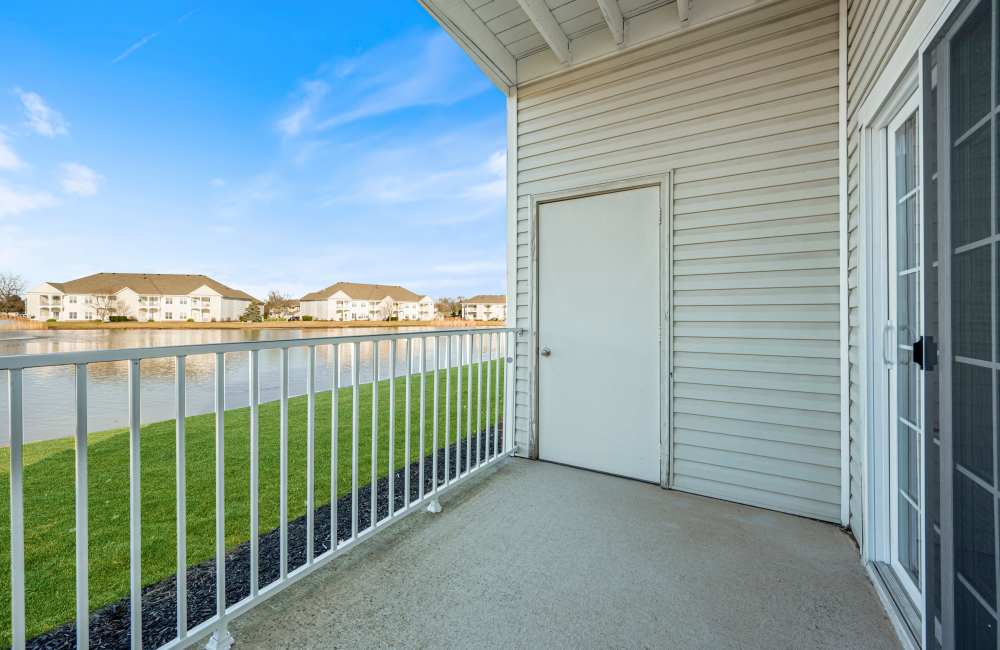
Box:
[514,0,842,521]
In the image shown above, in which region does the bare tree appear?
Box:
[0,273,25,314]
[90,294,122,320]
[435,296,465,318]
[264,290,294,318]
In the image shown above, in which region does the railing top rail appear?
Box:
[0,326,514,370]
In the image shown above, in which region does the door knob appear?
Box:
[540,347,551,357]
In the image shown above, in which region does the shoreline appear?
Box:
[23,318,500,331]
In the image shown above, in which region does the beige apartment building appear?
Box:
[25,273,258,322]
[298,282,435,321]
[460,294,507,321]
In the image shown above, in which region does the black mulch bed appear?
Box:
[24,426,505,650]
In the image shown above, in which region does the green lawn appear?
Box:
[0,362,504,644]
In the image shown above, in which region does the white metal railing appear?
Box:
[2,326,514,649]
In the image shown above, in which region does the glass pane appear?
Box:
[954,470,996,604]
[898,194,919,271]
[896,115,919,195]
[899,423,920,502]
[956,579,997,648]
[898,347,921,426]
[952,123,991,248]
[953,362,993,485]
[898,498,921,583]
[898,273,919,346]
[950,0,991,136]
[953,245,991,360]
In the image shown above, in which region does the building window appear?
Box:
[180,298,187,305]
[68,296,77,304]
[69,312,77,319]
[165,312,173,320]
[180,312,187,320]
[165,297,173,304]
[85,312,93,320]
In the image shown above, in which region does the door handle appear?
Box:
[882,322,895,366]
[913,335,937,371]
[540,347,551,357]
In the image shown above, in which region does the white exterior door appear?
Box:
[536,185,662,482]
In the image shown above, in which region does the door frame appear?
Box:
[527,172,673,487]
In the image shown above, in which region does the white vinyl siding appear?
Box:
[845,0,924,546]
[513,0,842,520]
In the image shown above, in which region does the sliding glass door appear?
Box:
[926,0,999,646]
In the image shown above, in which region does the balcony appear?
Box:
[230,459,897,649]
[0,326,899,649]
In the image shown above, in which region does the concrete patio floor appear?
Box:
[229,458,898,649]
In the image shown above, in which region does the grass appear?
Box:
[0,362,504,645]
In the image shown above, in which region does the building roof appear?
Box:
[43,273,258,302]
[300,282,427,303]
[463,294,506,305]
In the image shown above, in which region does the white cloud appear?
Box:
[60,163,103,197]
[112,32,160,64]
[0,134,23,171]
[277,31,489,136]
[15,89,67,137]
[277,80,329,136]
[210,177,226,187]
[0,181,57,217]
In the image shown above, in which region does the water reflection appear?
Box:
[0,327,501,444]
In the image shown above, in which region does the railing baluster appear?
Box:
[476,334,483,467]
[404,339,412,509]
[248,351,259,598]
[388,339,396,517]
[74,364,89,650]
[306,346,316,563]
[444,335,451,485]
[493,334,503,456]
[351,342,360,540]
[432,337,439,494]
[503,333,510,453]
[128,359,142,650]
[419,338,426,501]
[370,341,379,528]
[8,369,25,649]
[466,334,472,472]
[211,352,230,647]
[457,336,463,477]
[175,356,188,639]
[279,348,289,580]
[330,344,339,549]
[485,336,492,462]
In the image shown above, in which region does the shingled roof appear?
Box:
[45,273,258,302]
[462,294,506,304]
[300,282,428,302]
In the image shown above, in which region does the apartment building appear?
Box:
[460,295,506,321]
[25,273,258,322]
[299,282,435,321]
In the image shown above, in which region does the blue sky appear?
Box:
[0,2,506,300]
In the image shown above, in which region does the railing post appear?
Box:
[404,339,412,509]
[388,339,396,517]
[207,352,233,650]
[248,350,259,597]
[75,364,90,650]
[128,359,142,650]
[306,346,316,562]
[351,342,360,540]
[8,369,25,649]
[176,356,188,641]
[428,337,441,514]
[330,344,339,549]
[279,348,289,579]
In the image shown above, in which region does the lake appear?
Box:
[0,327,498,444]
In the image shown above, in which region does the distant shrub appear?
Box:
[301,315,314,321]
[46,318,57,323]
[187,318,195,322]
[108,316,130,322]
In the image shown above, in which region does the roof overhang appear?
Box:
[419,0,772,91]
